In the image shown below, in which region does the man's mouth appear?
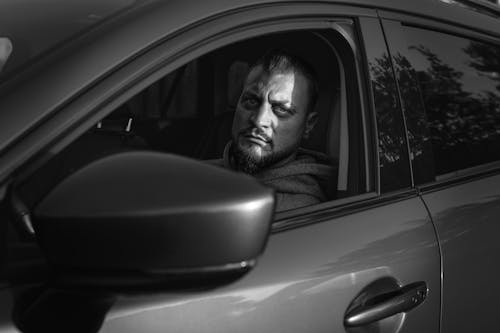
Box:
[242,133,270,147]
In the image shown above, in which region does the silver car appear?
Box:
[1,0,499,332]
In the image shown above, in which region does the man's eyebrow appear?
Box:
[242,88,259,96]
[269,97,296,110]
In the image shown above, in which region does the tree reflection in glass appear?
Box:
[407,35,500,175]
[369,52,411,191]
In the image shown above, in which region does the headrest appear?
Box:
[221,31,341,155]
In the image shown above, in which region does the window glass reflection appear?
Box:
[391,50,435,185]
[405,28,500,176]
[361,18,412,193]
[369,52,412,191]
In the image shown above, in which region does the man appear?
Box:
[215,49,333,212]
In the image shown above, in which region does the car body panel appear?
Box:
[0,197,441,333]
[421,175,500,332]
[100,197,440,333]
[0,0,147,80]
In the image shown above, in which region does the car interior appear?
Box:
[15,27,368,216]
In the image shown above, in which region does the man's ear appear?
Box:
[303,111,318,139]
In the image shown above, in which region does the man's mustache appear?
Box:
[239,127,272,144]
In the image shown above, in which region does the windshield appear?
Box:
[0,0,145,80]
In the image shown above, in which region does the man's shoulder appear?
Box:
[296,148,334,166]
[261,148,335,181]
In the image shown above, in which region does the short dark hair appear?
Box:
[250,49,319,113]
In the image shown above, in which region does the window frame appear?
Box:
[9,8,379,230]
[274,19,377,222]
[0,3,376,185]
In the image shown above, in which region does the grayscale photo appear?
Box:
[0,0,499,332]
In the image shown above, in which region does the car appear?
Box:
[0,0,499,332]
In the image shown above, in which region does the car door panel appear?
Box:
[100,196,440,333]
[421,175,500,332]
[381,15,500,332]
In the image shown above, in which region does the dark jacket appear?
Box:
[210,143,334,212]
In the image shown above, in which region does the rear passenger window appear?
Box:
[403,27,500,177]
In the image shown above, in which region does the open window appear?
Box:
[14,23,372,221]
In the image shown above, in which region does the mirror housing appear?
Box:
[33,152,274,290]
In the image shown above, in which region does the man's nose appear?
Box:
[250,102,274,128]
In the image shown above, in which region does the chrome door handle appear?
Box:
[344,281,427,327]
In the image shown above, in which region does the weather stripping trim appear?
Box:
[272,189,417,233]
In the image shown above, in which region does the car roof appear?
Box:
[0,0,498,82]
[0,0,498,173]
[0,0,151,81]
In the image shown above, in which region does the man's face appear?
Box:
[231,65,317,173]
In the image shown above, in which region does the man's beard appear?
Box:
[229,136,299,175]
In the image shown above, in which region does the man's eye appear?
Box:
[272,106,289,116]
[243,97,259,108]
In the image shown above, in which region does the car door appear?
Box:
[100,15,441,333]
[0,4,440,333]
[381,11,500,333]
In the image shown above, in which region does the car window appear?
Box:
[15,27,372,218]
[401,27,500,178]
[360,18,413,193]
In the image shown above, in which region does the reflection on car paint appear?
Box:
[99,197,439,333]
[0,38,13,73]
[422,175,500,332]
[385,21,500,181]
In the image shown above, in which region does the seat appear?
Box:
[199,31,344,201]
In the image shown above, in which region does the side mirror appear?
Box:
[33,152,274,290]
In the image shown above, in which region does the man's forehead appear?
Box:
[244,66,300,91]
[242,65,314,114]
[246,64,288,80]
